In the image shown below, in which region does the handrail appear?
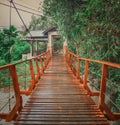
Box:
[0,50,51,121]
[69,51,120,68]
[65,47,120,121]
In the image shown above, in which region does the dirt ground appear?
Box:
[0,90,29,125]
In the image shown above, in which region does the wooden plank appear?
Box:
[15,121,109,125]
[17,118,108,123]
[23,105,99,110]
[17,114,106,119]
[18,111,104,115]
[15,56,109,125]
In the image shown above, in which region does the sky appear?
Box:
[0,0,43,30]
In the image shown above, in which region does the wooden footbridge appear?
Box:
[0,48,120,125]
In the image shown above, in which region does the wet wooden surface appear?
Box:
[15,56,109,125]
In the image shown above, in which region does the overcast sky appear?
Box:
[0,0,43,29]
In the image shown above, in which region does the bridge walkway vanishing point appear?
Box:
[14,55,109,125]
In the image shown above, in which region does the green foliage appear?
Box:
[29,15,55,30]
[0,25,18,64]
[42,0,120,110]
[0,25,30,65]
[116,87,120,107]
[37,42,47,52]
[53,39,63,51]
[43,0,120,62]
[16,62,31,90]
[0,69,12,88]
[11,40,30,61]
[0,25,30,87]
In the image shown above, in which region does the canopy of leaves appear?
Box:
[42,0,120,110]
[11,40,30,61]
[43,0,120,62]
[0,25,30,65]
[29,15,55,30]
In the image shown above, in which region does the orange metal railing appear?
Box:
[65,47,120,121]
[0,50,51,121]
[0,46,120,121]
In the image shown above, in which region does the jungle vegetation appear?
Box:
[0,0,120,113]
[0,25,30,65]
[41,0,120,110]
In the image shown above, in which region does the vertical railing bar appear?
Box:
[83,60,89,89]
[38,56,41,78]
[98,64,108,110]
[43,54,45,71]
[45,52,47,68]
[28,60,35,91]
[77,58,80,79]
[40,56,43,74]
[35,57,40,81]
[6,65,22,121]
[70,54,72,69]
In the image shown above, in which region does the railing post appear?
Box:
[48,50,51,61]
[44,52,47,67]
[77,58,83,83]
[67,53,69,65]
[35,58,40,81]
[40,56,43,74]
[69,54,72,69]
[45,51,49,67]
[9,65,21,97]
[43,54,46,71]
[98,64,108,110]
[83,60,89,89]
[28,60,35,91]
[46,51,50,66]
[66,50,68,63]
[77,58,80,79]
[6,65,22,121]
[72,56,77,76]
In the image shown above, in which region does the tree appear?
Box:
[0,25,30,65]
[42,0,120,113]
[42,0,120,62]
[0,25,18,64]
[11,40,30,61]
[43,0,88,54]
[29,15,55,30]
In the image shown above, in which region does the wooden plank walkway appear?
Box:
[15,56,109,125]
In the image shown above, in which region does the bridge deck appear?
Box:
[15,56,109,125]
